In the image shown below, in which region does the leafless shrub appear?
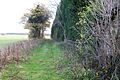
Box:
[74,0,120,79]
[86,0,120,79]
[61,0,120,79]
[0,39,40,69]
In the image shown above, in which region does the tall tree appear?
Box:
[22,4,51,39]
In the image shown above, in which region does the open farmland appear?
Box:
[0,35,28,47]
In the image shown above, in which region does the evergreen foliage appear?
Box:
[51,0,90,41]
[51,0,120,79]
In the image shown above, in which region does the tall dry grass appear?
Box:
[0,39,40,70]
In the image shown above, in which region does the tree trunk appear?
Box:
[41,27,44,38]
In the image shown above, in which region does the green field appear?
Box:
[0,35,28,47]
[1,40,65,80]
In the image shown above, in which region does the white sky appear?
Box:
[0,0,59,33]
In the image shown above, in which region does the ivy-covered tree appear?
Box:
[52,0,120,79]
[51,0,90,41]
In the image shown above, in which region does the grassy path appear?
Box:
[1,40,64,80]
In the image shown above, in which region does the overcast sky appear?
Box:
[0,0,59,33]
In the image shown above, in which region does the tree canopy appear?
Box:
[22,4,51,39]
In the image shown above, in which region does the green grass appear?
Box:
[1,40,65,80]
[0,35,28,47]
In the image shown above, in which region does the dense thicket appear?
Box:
[51,0,120,79]
[51,0,90,41]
